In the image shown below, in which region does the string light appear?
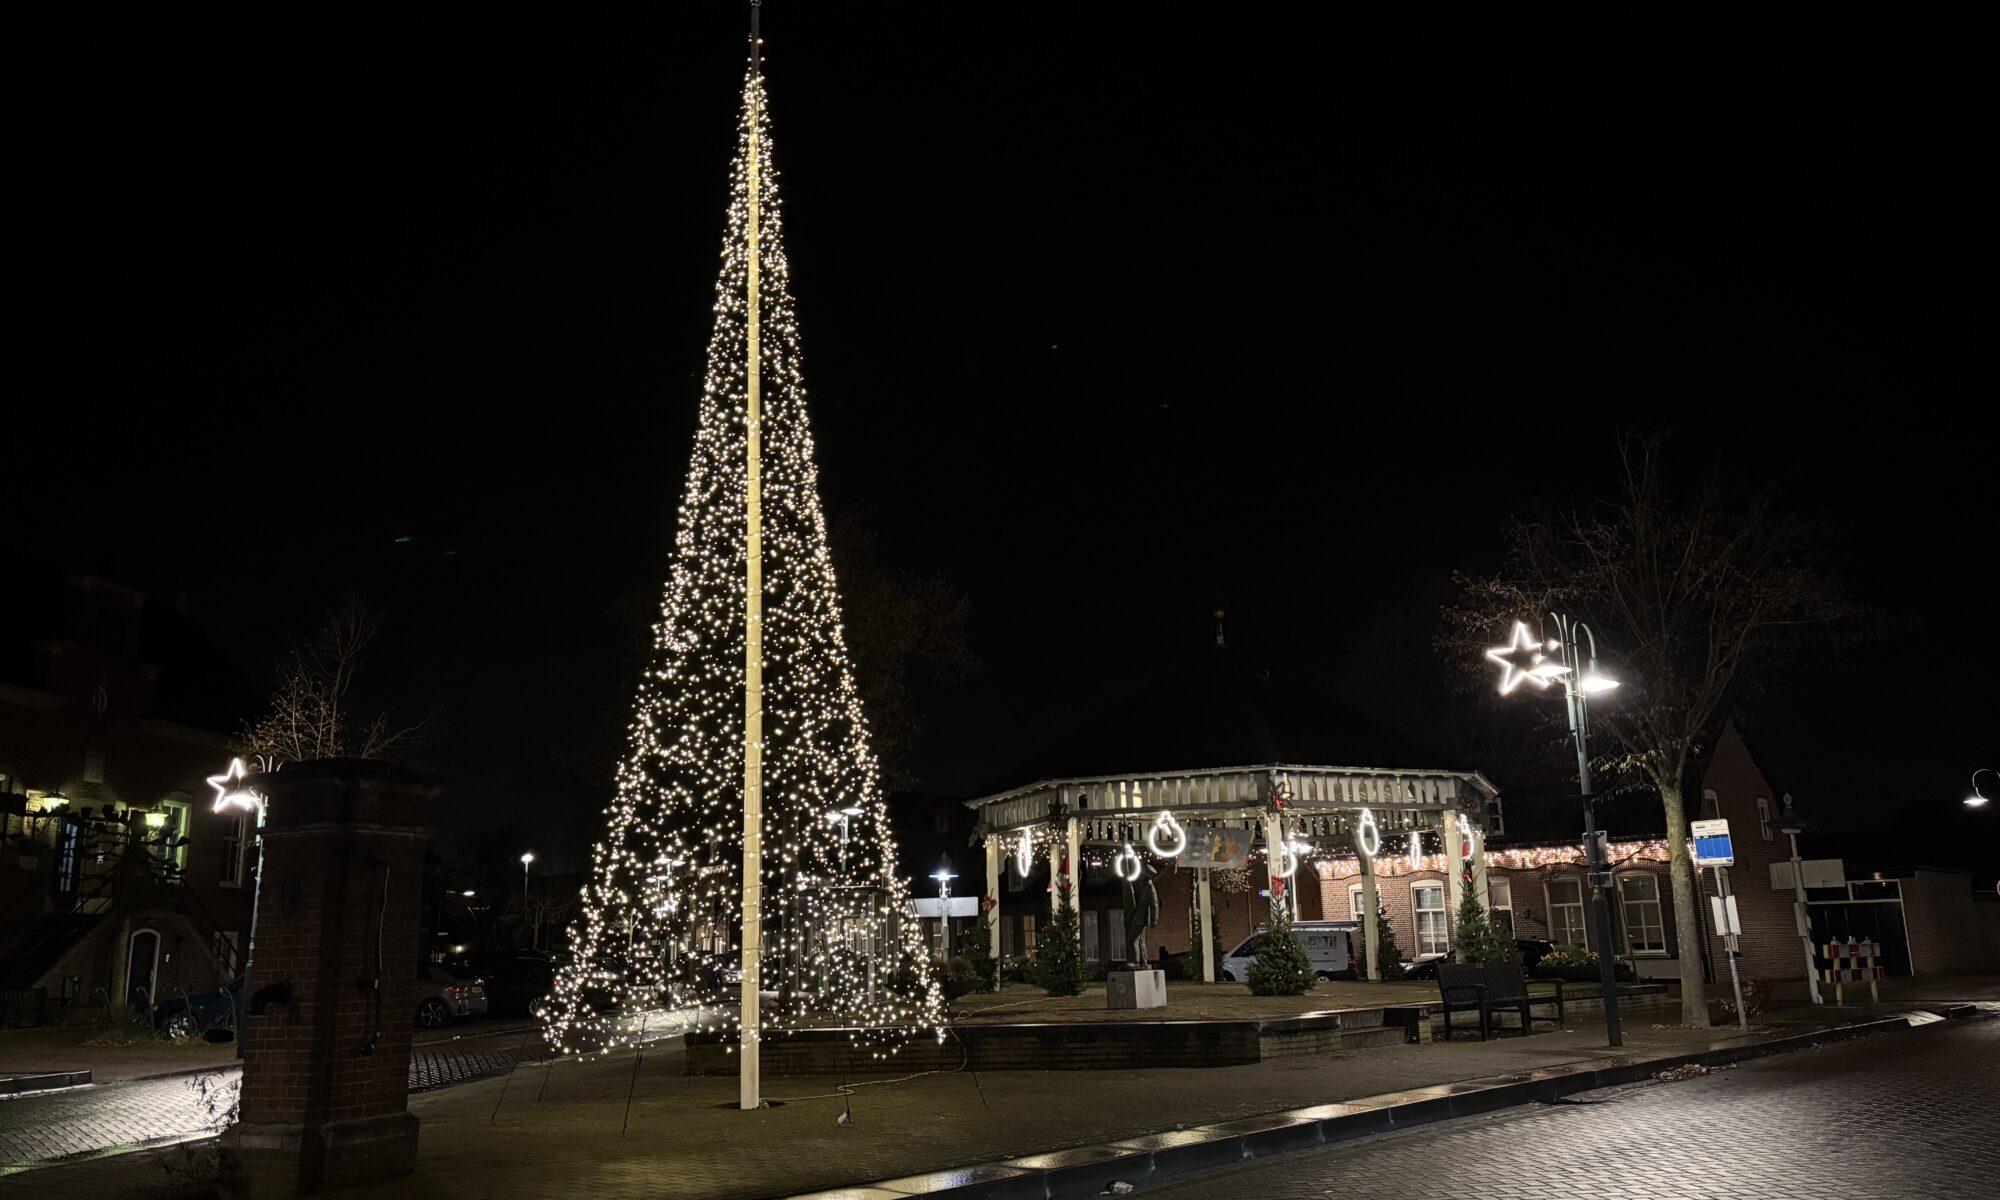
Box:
[541,67,941,1058]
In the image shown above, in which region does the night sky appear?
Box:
[15,11,1994,877]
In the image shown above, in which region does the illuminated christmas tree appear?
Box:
[542,55,941,1060]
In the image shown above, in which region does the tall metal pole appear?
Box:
[739,0,766,1113]
[1715,864,1748,1030]
[1562,617,1623,1047]
[1785,827,1823,1004]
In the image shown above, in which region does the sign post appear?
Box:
[1692,820,1747,1030]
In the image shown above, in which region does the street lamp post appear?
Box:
[1966,769,1996,808]
[825,805,863,872]
[208,758,267,1060]
[437,889,475,955]
[1487,616,1624,1047]
[520,852,535,944]
[931,867,956,960]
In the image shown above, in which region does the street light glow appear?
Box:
[1968,770,1996,808]
[1580,670,1621,694]
[521,852,535,866]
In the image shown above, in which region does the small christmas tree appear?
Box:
[1360,901,1407,980]
[1246,905,1316,996]
[1034,875,1084,997]
[963,896,1000,992]
[1453,887,1513,965]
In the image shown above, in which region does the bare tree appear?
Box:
[241,597,428,763]
[510,882,583,950]
[1443,433,1864,1026]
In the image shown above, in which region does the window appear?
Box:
[1547,879,1587,947]
[1488,879,1514,935]
[1702,788,1719,819]
[1617,874,1666,953]
[1755,797,1774,841]
[220,812,248,887]
[213,930,241,971]
[1487,796,1505,838]
[1348,884,1366,921]
[84,751,106,784]
[1413,885,1448,956]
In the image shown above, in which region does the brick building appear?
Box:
[0,576,260,1014]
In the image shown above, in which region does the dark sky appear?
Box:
[15,10,1995,874]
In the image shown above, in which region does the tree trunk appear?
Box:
[1659,780,1710,1026]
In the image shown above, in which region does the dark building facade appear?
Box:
[1,577,259,1015]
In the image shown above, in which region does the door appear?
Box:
[128,928,162,1010]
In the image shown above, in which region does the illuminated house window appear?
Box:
[1488,878,1514,934]
[220,812,248,887]
[1413,885,1447,956]
[1618,874,1666,954]
[1546,878,1587,947]
[1348,883,1366,920]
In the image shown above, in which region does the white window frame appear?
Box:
[1348,883,1366,921]
[1488,878,1514,935]
[1616,872,1667,955]
[1546,878,1587,948]
[1755,796,1774,841]
[220,811,248,887]
[1413,884,1448,956]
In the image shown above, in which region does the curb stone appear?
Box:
[789,1011,1971,1200]
[0,1070,92,1095]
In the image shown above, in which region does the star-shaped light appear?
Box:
[207,757,263,813]
[1485,621,1568,695]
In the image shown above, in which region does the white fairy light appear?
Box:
[540,66,941,1058]
[1146,810,1187,859]
[1014,831,1033,877]
[1112,843,1143,882]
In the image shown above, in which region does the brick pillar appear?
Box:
[220,759,436,1198]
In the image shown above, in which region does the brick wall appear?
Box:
[223,760,436,1195]
[1902,871,2000,975]
[1696,725,1800,987]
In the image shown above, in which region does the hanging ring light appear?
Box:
[1408,827,1424,873]
[1015,831,1033,877]
[1146,810,1187,858]
[1275,839,1300,879]
[1356,807,1381,859]
[1113,842,1143,882]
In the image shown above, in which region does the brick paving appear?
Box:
[1135,1017,2000,1199]
[3,1001,1987,1197]
[0,1029,539,1170]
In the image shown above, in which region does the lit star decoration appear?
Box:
[539,66,941,1057]
[1485,621,1567,695]
[207,758,262,814]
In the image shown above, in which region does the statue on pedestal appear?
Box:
[1122,860,1159,964]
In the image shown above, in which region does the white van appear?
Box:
[1219,920,1358,982]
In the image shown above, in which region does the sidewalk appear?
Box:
[15,993,1971,1200]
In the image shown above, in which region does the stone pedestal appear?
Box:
[220,759,436,1198]
[1107,969,1167,1010]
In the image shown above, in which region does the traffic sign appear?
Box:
[1692,819,1734,867]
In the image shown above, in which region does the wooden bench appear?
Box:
[1435,959,1565,1040]
[0,988,69,1029]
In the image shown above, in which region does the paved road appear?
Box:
[1135,1017,1999,1199]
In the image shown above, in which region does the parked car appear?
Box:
[1219,920,1359,982]
[468,950,556,1015]
[1401,938,1555,981]
[153,977,243,1039]
[416,962,488,1028]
